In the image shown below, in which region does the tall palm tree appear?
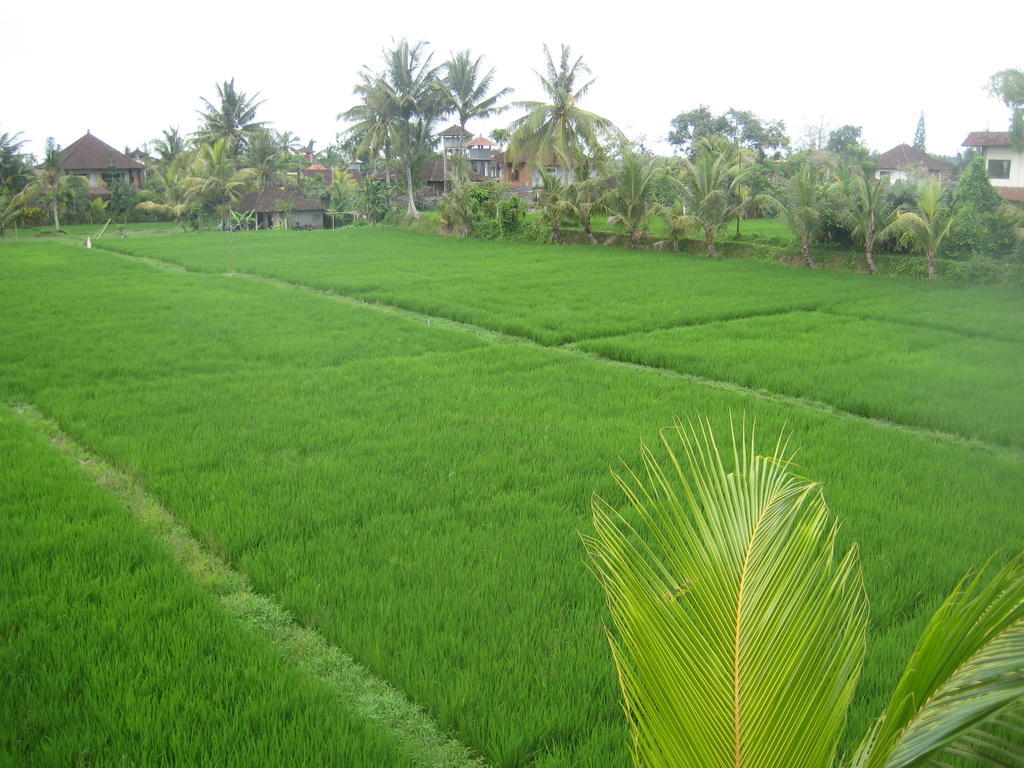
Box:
[442,50,513,129]
[831,168,896,275]
[669,138,755,257]
[884,179,954,281]
[379,39,446,219]
[196,79,267,153]
[184,138,255,230]
[585,420,1024,768]
[339,72,397,186]
[766,163,827,268]
[27,138,88,230]
[508,44,619,176]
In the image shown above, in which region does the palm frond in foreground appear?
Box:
[585,419,1024,768]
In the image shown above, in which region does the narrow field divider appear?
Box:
[6,402,486,768]
[93,244,1024,462]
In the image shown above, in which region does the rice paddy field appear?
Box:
[2,228,1022,767]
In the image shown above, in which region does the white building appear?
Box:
[961,132,1024,203]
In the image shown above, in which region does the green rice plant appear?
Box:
[98,228,1024,346]
[2,239,1022,767]
[577,311,1024,448]
[0,408,404,767]
[585,420,1024,768]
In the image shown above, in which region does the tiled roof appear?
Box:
[876,144,951,172]
[237,186,323,212]
[962,132,1013,147]
[58,133,144,171]
[438,124,472,137]
[995,186,1024,203]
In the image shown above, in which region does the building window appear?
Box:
[987,159,1011,179]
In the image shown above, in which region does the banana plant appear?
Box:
[584,420,1023,768]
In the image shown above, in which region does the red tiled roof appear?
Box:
[962,132,1013,147]
[876,144,951,172]
[995,186,1024,203]
[57,133,144,171]
[307,163,327,170]
[469,136,495,147]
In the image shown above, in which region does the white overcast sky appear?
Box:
[4,0,1021,160]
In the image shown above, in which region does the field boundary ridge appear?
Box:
[4,401,487,768]
[94,244,1024,462]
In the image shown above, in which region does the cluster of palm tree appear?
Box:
[136,81,373,229]
[338,40,514,220]
[767,164,954,280]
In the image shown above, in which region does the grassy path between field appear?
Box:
[6,401,486,768]
[96,244,1024,463]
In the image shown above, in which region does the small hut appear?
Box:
[236,186,324,230]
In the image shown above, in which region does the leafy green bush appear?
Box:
[946,157,1017,259]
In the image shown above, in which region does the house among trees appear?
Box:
[50,132,146,197]
[236,186,324,229]
[875,144,951,182]
[961,132,1024,202]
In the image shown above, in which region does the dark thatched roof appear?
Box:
[438,124,473,137]
[58,133,144,171]
[962,132,1014,147]
[876,144,951,172]
[236,186,323,213]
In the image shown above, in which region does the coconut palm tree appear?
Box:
[604,148,658,248]
[585,419,1024,768]
[243,129,286,196]
[184,138,255,229]
[564,154,606,245]
[27,138,89,230]
[0,129,32,195]
[196,79,267,153]
[884,179,954,280]
[535,166,572,243]
[831,168,896,275]
[136,165,195,229]
[0,186,39,236]
[765,163,827,268]
[669,138,755,257]
[379,39,446,219]
[339,72,397,186]
[152,127,186,164]
[508,44,619,175]
[442,50,513,130]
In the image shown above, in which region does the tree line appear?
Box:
[1,47,1021,280]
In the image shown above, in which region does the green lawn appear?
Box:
[2,233,1021,767]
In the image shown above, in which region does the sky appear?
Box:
[4,0,1021,161]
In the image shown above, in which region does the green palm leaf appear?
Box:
[852,557,1024,768]
[584,419,868,768]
